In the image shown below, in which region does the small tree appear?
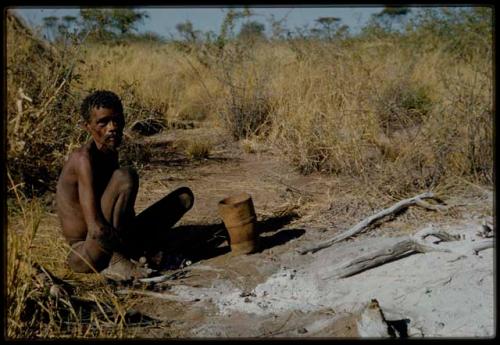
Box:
[238,20,266,40]
[176,20,201,43]
[315,16,341,39]
[267,13,290,40]
[110,8,148,35]
[80,8,113,40]
[374,6,411,32]
[79,8,148,41]
[311,17,349,40]
[218,8,252,46]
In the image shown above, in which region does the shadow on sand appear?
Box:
[152,212,304,268]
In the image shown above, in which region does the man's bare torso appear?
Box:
[56,141,119,243]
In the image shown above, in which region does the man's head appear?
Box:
[81,90,125,153]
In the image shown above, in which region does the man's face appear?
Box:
[85,107,124,153]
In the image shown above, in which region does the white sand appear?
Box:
[204,220,495,337]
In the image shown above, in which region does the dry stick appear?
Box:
[472,239,494,255]
[138,272,181,284]
[323,236,453,280]
[414,226,461,242]
[258,311,295,337]
[35,78,67,121]
[13,88,32,134]
[415,199,449,212]
[270,174,315,197]
[299,191,438,255]
[116,289,197,303]
[325,238,416,279]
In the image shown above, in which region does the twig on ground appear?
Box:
[258,311,295,337]
[323,229,459,279]
[414,226,461,242]
[477,220,494,238]
[472,239,494,255]
[14,87,32,134]
[138,270,189,284]
[116,289,199,303]
[415,199,449,212]
[299,191,441,255]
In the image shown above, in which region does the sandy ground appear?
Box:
[202,221,495,337]
[127,219,494,338]
[33,126,494,338]
[109,126,495,339]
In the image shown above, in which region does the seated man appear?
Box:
[55,90,194,281]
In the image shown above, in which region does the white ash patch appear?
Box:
[210,219,494,337]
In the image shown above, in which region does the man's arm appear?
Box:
[75,151,113,240]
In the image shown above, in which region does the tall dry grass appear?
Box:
[6,173,146,339]
[6,9,492,338]
[265,40,492,196]
[77,42,222,123]
[74,35,492,198]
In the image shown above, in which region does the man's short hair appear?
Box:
[80,90,123,122]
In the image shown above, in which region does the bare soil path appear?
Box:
[35,125,494,338]
[117,125,494,338]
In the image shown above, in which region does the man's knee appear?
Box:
[176,187,194,211]
[111,167,139,193]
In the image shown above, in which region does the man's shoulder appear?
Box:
[67,144,92,164]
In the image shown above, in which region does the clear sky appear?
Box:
[12,6,388,38]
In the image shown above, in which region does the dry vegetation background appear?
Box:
[5,7,493,338]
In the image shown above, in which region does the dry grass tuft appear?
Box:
[6,8,492,338]
[181,139,212,160]
[6,172,154,339]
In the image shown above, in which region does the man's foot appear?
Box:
[100,253,154,282]
[178,192,194,210]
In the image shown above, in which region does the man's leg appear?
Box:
[67,167,140,275]
[133,186,194,254]
[100,167,139,253]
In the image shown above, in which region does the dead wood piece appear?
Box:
[116,289,197,303]
[414,227,461,242]
[325,239,419,279]
[324,236,451,279]
[415,199,449,212]
[299,191,438,255]
[472,239,494,255]
[477,221,494,238]
[138,272,177,284]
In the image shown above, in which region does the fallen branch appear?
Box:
[477,220,494,238]
[116,289,197,303]
[414,226,461,242]
[324,231,457,279]
[415,199,449,212]
[326,238,419,279]
[472,239,494,255]
[13,87,32,134]
[138,272,177,284]
[299,192,439,255]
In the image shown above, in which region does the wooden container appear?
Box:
[218,193,258,254]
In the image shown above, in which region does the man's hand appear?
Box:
[89,224,122,252]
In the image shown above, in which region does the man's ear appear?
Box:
[78,120,89,131]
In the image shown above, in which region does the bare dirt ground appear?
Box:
[37,124,495,338]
